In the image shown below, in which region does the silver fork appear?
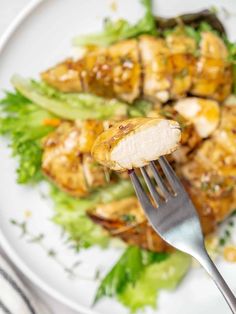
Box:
[129,156,236,313]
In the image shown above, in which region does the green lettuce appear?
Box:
[50,180,135,249]
[11,75,128,120]
[128,99,153,117]
[0,90,55,183]
[95,246,191,312]
[94,246,169,303]
[72,0,156,47]
[119,251,191,312]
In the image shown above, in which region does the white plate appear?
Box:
[0,1,236,313]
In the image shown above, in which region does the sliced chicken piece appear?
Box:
[139,35,172,102]
[80,47,115,98]
[191,32,232,101]
[109,39,141,103]
[41,58,84,93]
[181,162,236,224]
[194,105,236,176]
[42,120,107,196]
[146,104,202,163]
[88,190,217,252]
[88,197,171,252]
[166,33,196,98]
[174,97,220,138]
[179,105,236,222]
[41,40,140,103]
[41,32,232,103]
[92,117,181,171]
[83,154,109,188]
[75,120,105,153]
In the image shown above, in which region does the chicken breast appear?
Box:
[42,120,107,196]
[92,117,181,171]
[139,35,172,102]
[41,30,233,103]
[166,33,196,99]
[88,187,216,252]
[194,105,236,176]
[191,32,232,101]
[109,39,141,103]
[41,32,232,103]
[180,105,236,223]
[88,197,171,252]
[174,97,220,138]
[41,40,141,103]
[41,58,84,93]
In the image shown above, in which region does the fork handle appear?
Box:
[198,249,236,313]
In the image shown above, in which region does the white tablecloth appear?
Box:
[0,1,79,313]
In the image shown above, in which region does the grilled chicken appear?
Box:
[140,34,196,102]
[180,105,236,223]
[42,120,108,196]
[40,28,235,252]
[42,40,141,103]
[41,32,232,103]
[91,117,181,171]
[139,36,172,102]
[41,104,236,252]
[88,197,170,252]
[191,32,232,102]
[89,106,236,251]
[174,97,220,138]
[88,192,217,252]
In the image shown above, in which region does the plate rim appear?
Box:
[0,1,100,313]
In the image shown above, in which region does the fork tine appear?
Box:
[158,156,183,194]
[129,170,153,209]
[140,167,163,206]
[149,161,170,200]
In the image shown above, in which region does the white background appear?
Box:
[0,0,78,313]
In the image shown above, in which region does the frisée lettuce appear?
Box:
[0,90,56,183]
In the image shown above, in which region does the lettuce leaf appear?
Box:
[119,251,191,312]
[94,246,169,303]
[72,0,156,47]
[95,247,190,312]
[0,90,55,183]
[11,75,128,120]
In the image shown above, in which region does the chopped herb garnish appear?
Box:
[219,238,226,246]
[48,249,57,257]
[122,214,136,223]
[159,109,174,119]
[28,233,44,243]
[176,68,189,78]
[200,181,209,191]
[225,230,231,238]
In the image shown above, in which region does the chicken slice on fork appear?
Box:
[91,117,181,171]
